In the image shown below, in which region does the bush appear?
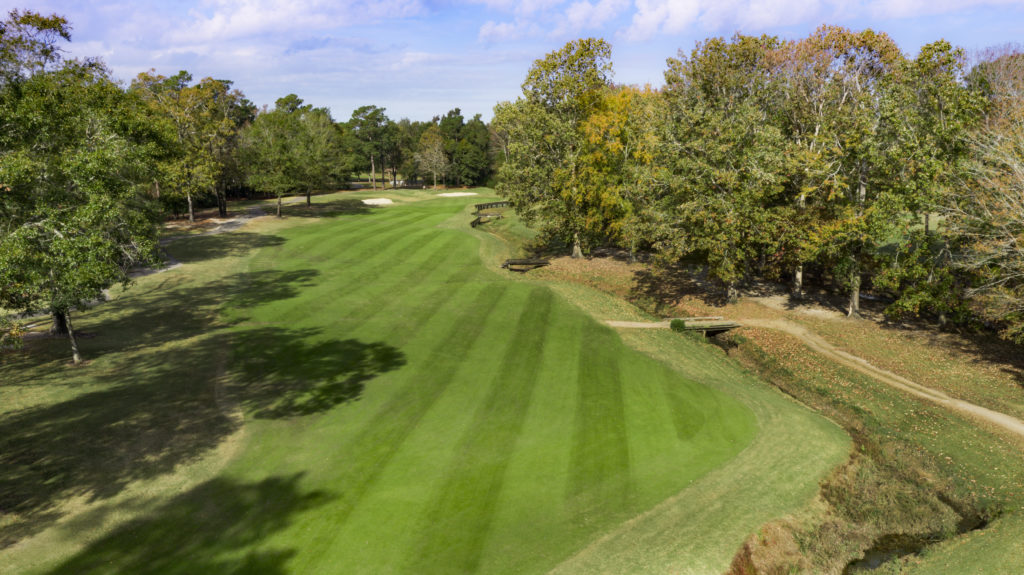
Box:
[670,318,687,332]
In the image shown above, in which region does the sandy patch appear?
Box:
[437,192,478,197]
[362,198,394,205]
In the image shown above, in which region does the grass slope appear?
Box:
[1,190,826,574]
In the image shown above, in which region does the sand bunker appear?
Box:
[362,198,394,205]
[437,192,478,197]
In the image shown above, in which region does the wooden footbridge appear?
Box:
[675,317,742,337]
[501,258,550,272]
[605,316,741,337]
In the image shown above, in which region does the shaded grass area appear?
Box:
[4,192,764,574]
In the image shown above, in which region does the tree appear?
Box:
[396,118,428,185]
[870,41,985,322]
[578,84,667,259]
[454,114,492,186]
[238,95,346,214]
[346,105,390,190]
[415,125,448,189]
[656,35,789,301]
[0,9,69,83]
[0,59,162,364]
[788,26,907,317]
[943,47,1024,341]
[290,98,346,206]
[948,116,1024,341]
[494,38,613,257]
[238,106,296,217]
[131,71,250,221]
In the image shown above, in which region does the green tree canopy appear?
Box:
[0,59,163,363]
[494,38,613,257]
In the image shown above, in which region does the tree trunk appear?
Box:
[727,282,739,304]
[186,190,195,223]
[65,310,82,365]
[306,187,312,207]
[571,233,583,259]
[51,310,68,336]
[793,190,807,299]
[277,194,283,218]
[848,255,861,317]
[370,155,376,190]
[924,212,930,235]
[217,184,227,218]
[432,172,437,190]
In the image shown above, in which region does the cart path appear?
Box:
[606,318,1024,440]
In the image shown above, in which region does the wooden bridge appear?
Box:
[474,201,510,214]
[501,258,550,272]
[674,316,742,337]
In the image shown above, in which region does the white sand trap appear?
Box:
[437,192,478,197]
[362,198,394,205]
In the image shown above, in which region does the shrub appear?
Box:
[670,318,687,332]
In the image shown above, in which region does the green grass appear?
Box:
[1,191,783,574]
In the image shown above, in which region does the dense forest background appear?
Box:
[493,34,1024,344]
[2,8,1024,359]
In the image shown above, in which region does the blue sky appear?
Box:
[9,1,1024,122]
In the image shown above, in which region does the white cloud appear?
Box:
[621,0,1024,42]
[166,0,425,44]
[469,0,568,16]
[704,0,826,30]
[479,19,532,41]
[554,0,631,35]
[626,0,700,40]
[868,0,1024,18]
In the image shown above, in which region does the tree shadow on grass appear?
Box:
[233,327,406,418]
[163,232,287,264]
[629,264,731,311]
[45,473,332,575]
[85,269,320,357]
[0,335,239,548]
[0,325,403,548]
[277,197,375,220]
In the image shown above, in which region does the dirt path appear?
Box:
[605,320,672,329]
[606,318,1024,440]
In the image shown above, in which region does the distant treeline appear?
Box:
[0,8,499,361]
[492,33,1024,343]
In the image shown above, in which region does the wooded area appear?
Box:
[493,34,1024,343]
[0,10,498,362]
[3,8,1024,362]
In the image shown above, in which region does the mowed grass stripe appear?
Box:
[247,220,453,321]
[286,209,428,258]
[403,287,556,574]
[291,283,510,567]
[617,359,695,502]
[661,370,709,441]
[473,301,582,574]
[306,284,542,573]
[569,324,631,519]
[311,234,476,334]
[253,227,463,327]
[237,208,428,273]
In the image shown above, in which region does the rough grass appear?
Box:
[0,190,843,574]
